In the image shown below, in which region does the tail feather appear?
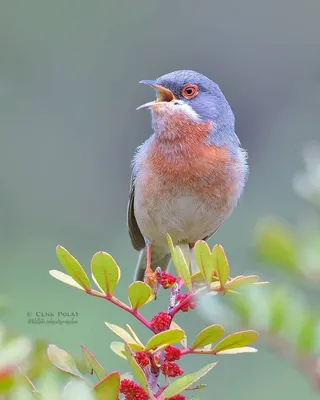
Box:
[134,247,171,282]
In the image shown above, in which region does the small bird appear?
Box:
[128,70,248,283]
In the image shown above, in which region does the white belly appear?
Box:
[134,189,234,250]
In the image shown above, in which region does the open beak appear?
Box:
[136,80,176,110]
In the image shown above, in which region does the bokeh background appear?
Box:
[1,1,320,398]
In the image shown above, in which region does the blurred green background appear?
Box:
[1,0,320,398]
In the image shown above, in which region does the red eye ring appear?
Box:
[181,84,199,99]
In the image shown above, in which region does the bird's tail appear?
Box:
[134,246,171,282]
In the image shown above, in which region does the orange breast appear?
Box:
[144,119,237,206]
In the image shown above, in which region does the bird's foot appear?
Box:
[144,264,159,299]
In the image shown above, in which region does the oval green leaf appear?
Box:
[123,343,148,391]
[125,325,144,347]
[212,245,229,287]
[167,234,178,266]
[128,282,152,310]
[145,329,184,351]
[194,241,213,285]
[105,322,144,351]
[91,252,120,295]
[171,321,187,348]
[212,330,259,353]
[226,275,259,290]
[216,346,257,355]
[93,371,120,400]
[161,363,216,399]
[190,325,224,350]
[174,247,192,292]
[110,342,126,359]
[47,344,83,379]
[49,270,86,291]
[81,346,106,380]
[56,246,91,290]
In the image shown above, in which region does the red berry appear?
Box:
[120,379,148,400]
[160,361,184,377]
[134,351,150,368]
[150,312,172,333]
[164,345,181,362]
[178,293,197,312]
[156,271,177,289]
[167,395,186,400]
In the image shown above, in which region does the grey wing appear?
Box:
[202,226,221,243]
[127,175,145,251]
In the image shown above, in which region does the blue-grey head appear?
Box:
[137,70,238,146]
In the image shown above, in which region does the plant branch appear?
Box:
[87,290,155,333]
[168,292,194,318]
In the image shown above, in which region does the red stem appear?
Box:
[180,348,193,356]
[87,290,156,333]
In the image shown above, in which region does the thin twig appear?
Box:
[87,290,155,333]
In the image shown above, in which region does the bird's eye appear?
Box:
[181,84,199,99]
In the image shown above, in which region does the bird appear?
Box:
[127,70,248,285]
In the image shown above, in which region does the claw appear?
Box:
[144,265,159,299]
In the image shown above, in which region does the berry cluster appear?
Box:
[134,351,150,368]
[164,346,182,362]
[150,312,172,333]
[160,361,184,377]
[177,293,197,312]
[156,271,177,289]
[123,271,198,398]
[120,379,148,400]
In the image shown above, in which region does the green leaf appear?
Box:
[91,252,120,295]
[190,325,224,350]
[105,323,144,351]
[171,321,187,348]
[297,312,318,353]
[212,330,258,353]
[81,346,106,380]
[269,289,288,333]
[145,329,185,351]
[161,363,216,399]
[125,325,144,347]
[47,345,83,379]
[253,218,298,271]
[49,270,86,291]
[123,343,148,393]
[56,246,91,290]
[128,282,152,310]
[110,342,126,359]
[93,371,120,400]
[194,241,214,285]
[215,347,257,355]
[174,247,192,292]
[167,234,178,266]
[167,235,192,291]
[226,275,259,290]
[212,245,229,287]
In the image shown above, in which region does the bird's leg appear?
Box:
[144,242,159,298]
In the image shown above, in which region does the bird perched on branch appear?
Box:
[128,70,248,286]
